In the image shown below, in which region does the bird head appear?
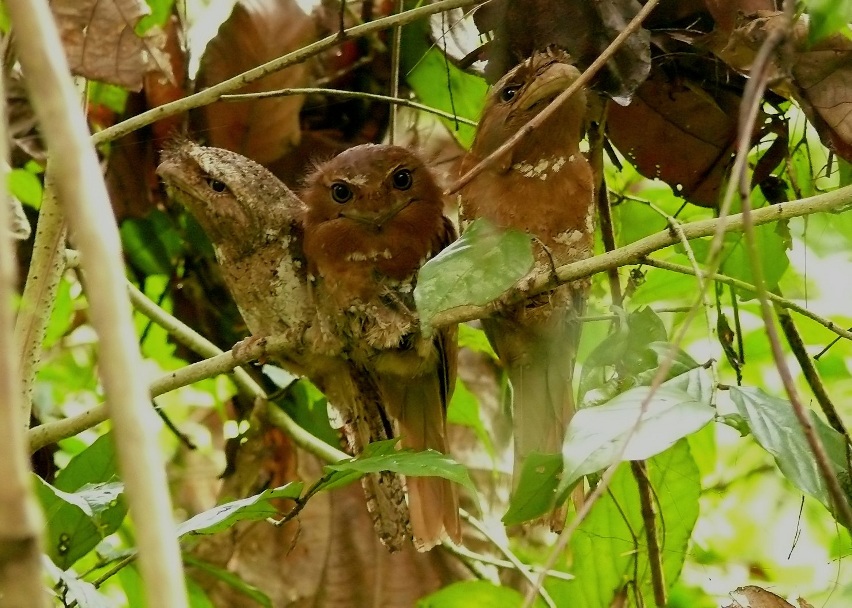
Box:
[473,49,586,159]
[301,144,443,230]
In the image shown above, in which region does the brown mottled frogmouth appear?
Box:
[458,50,596,528]
[300,143,461,551]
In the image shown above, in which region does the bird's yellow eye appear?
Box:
[500,85,521,102]
[331,182,353,203]
[206,178,227,193]
[391,169,413,191]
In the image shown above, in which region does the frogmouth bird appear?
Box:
[300,143,462,551]
[156,140,411,551]
[458,50,595,528]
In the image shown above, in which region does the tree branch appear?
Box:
[430,184,852,328]
[90,0,485,146]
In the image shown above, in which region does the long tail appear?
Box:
[484,303,581,529]
[321,367,410,551]
[381,370,461,551]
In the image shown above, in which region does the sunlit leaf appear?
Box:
[415,218,534,335]
[418,580,527,607]
[556,441,700,606]
[730,386,846,508]
[324,438,476,495]
[44,558,113,608]
[560,369,715,494]
[448,379,494,458]
[176,483,303,537]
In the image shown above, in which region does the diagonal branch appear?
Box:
[446,0,661,195]
[90,0,486,146]
[429,184,852,328]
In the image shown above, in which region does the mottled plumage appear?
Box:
[156,141,410,550]
[458,50,595,528]
[301,144,461,550]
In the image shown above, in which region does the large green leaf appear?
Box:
[805,0,852,42]
[560,369,715,495]
[730,386,847,509]
[502,452,563,525]
[36,478,125,569]
[415,218,534,335]
[551,441,700,607]
[418,580,529,608]
[36,433,127,568]
[323,438,477,495]
[176,483,304,537]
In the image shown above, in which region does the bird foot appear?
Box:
[232,334,269,365]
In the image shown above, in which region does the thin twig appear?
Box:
[460,510,557,608]
[221,87,478,126]
[90,0,485,146]
[774,298,850,441]
[640,257,852,343]
[735,2,852,527]
[13,171,66,426]
[444,543,575,582]
[447,0,661,195]
[630,461,666,607]
[430,184,852,329]
[388,0,403,143]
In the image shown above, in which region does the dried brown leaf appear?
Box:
[607,64,755,207]
[709,11,852,160]
[473,0,651,100]
[194,0,317,165]
[728,585,796,608]
[51,0,173,91]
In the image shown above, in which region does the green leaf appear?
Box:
[415,218,534,335]
[806,0,852,42]
[400,5,487,149]
[418,580,528,608]
[44,558,113,608]
[43,276,75,348]
[578,307,672,402]
[502,452,563,525]
[120,210,184,276]
[448,379,494,458]
[555,441,700,607]
[55,433,120,492]
[176,483,304,537]
[324,438,477,495]
[729,386,847,509]
[8,167,43,208]
[559,369,715,495]
[183,554,272,608]
[35,477,125,569]
[457,324,497,359]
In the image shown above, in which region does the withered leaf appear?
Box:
[710,10,852,162]
[472,0,651,100]
[727,585,797,608]
[607,64,759,207]
[51,0,173,91]
[194,0,316,166]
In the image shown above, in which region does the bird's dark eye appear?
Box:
[500,85,521,102]
[330,182,353,204]
[206,178,227,193]
[391,169,413,191]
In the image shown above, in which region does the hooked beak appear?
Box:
[518,62,580,111]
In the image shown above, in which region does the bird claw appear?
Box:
[232,334,269,364]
